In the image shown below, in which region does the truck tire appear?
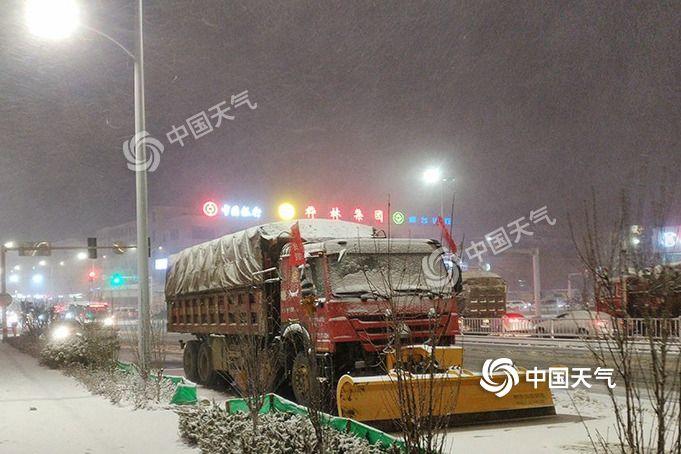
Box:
[291,352,311,405]
[197,341,218,386]
[183,340,201,383]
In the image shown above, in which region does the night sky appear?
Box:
[1,1,679,266]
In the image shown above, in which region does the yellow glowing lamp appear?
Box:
[278,203,295,221]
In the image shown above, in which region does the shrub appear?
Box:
[176,403,394,454]
[40,327,119,369]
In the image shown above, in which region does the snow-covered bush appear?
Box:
[40,329,119,369]
[176,403,398,454]
[68,364,176,410]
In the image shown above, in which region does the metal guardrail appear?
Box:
[460,317,681,339]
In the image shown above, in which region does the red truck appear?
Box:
[165,219,460,402]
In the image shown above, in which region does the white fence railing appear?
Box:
[460,317,681,339]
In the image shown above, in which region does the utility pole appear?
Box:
[1,246,7,341]
[532,248,541,318]
[134,0,152,372]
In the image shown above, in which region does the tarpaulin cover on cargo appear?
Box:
[165,219,375,298]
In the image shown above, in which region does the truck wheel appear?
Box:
[197,341,218,386]
[291,352,311,405]
[183,340,200,383]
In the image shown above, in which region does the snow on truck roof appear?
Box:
[165,220,375,297]
[300,238,440,255]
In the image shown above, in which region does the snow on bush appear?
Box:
[176,403,398,454]
[40,329,119,369]
[68,364,177,410]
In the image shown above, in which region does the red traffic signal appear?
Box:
[88,270,97,281]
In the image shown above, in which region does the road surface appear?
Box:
[0,341,197,454]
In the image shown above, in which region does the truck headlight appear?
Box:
[51,326,71,342]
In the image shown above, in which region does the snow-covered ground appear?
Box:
[0,342,197,454]
[0,339,668,454]
[442,387,650,453]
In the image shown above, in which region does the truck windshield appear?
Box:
[328,252,453,298]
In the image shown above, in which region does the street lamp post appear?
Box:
[1,246,7,341]
[422,167,455,219]
[133,0,152,373]
[26,0,151,370]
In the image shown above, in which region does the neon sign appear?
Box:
[201,201,449,225]
[202,201,219,217]
[203,200,263,219]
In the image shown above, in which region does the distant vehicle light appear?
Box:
[6,312,18,325]
[155,258,168,270]
[102,316,115,327]
[51,325,71,342]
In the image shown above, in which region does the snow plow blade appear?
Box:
[336,367,555,427]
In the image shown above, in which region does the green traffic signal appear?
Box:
[110,273,124,287]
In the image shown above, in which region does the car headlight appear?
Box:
[51,326,71,342]
[103,316,115,327]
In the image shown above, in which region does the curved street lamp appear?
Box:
[25,0,152,370]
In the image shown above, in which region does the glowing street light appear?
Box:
[38,260,47,267]
[3,241,15,248]
[422,167,443,185]
[422,167,455,218]
[25,0,80,40]
[31,274,44,285]
[76,251,88,260]
[13,265,20,271]
[9,274,20,284]
[278,203,295,221]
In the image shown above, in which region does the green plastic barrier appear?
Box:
[116,362,198,405]
[224,393,404,451]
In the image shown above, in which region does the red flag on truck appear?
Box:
[436,216,457,253]
[289,222,306,266]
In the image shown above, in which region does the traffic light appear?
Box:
[88,270,97,281]
[87,237,97,259]
[110,273,124,287]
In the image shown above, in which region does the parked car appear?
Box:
[502,312,530,333]
[534,310,614,337]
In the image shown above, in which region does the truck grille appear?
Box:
[348,314,450,348]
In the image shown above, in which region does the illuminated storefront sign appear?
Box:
[300,205,450,225]
[202,201,449,225]
[202,201,219,217]
[202,200,263,219]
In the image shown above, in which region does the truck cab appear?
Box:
[278,237,460,398]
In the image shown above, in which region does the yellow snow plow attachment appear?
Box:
[384,345,463,371]
[337,354,555,426]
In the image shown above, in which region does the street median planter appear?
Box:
[224,393,405,451]
[116,361,198,405]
